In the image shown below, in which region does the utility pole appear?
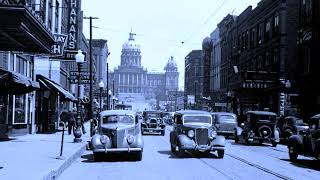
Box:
[84,16,98,136]
[106,62,109,110]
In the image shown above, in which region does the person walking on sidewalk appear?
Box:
[68,108,76,135]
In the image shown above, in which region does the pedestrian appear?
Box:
[80,107,86,134]
[68,108,76,135]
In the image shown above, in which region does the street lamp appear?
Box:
[98,80,104,112]
[108,90,112,110]
[74,50,85,143]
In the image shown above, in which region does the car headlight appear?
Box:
[127,135,135,144]
[146,119,150,123]
[211,131,217,138]
[187,130,195,138]
[100,135,109,144]
[157,119,161,124]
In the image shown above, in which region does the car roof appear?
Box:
[175,110,211,115]
[100,110,136,117]
[311,114,320,119]
[143,110,162,113]
[246,111,277,116]
[211,112,236,116]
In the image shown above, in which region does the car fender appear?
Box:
[177,134,194,147]
[274,128,280,142]
[141,123,147,128]
[133,134,144,148]
[212,135,226,147]
[235,127,243,136]
[91,134,111,149]
[288,135,303,153]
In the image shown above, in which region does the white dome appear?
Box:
[122,32,140,51]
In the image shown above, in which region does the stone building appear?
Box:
[184,50,202,109]
[297,0,320,119]
[214,0,300,118]
[110,32,179,111]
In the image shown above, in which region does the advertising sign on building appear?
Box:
[51,33,67,56]
[279,92,285,116]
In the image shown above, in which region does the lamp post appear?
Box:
[74,50,85,143]
[108,90,112,110]
[98,80,104,112]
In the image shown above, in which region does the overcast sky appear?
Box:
[82,0,261,89]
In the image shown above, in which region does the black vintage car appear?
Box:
[141,110,166,135]
[287,114,320,161]
[235,111,280,147]
[170,110,225,158]
[278,116,309,141]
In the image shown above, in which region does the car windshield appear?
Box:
[218,115,236,123]
[102,115,134,125]
[253,114,276,122]
[183,115,212,125]
[147,113,161,118]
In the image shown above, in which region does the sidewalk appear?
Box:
[0,122,91,180]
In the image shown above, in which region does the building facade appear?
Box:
[297,0,320,119]
[110,33,179,111]
[207,0,300,119]
[184,50,202,110]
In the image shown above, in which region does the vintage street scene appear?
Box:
[0,0,319,180]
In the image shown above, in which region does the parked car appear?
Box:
[287,113,320,161]
[278,116,309,141]
[212,112,238,138]
[170,110,225,158]
[235,111,280,147]
[91,110,144,161]
[141,110,166,135]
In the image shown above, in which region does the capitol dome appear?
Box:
[122,32,140,52]
[164,56,178,71]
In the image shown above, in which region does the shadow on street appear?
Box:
[81,152,139,163]
[157,150,219,159]
[230,142,271,147]
[280,158,320,171]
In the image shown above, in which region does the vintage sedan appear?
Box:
[91,110,144,161]
[288,114,320,161]
[235,111,280,147]
[212,112,238,138]
[278,116,309,141]
[170,110,225,158]
[141,110,166,135]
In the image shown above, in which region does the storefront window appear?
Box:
[14,95,26,124]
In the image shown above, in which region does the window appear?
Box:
[55,0,59,33]
[273,13,279,35]
[257,24,263,45]
[265,20,271,41]
[13,95,26,124]
[250,28,256,48]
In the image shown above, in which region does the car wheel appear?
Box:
[161,130,165,136]
[135,151,143,161]
[289,146,298,162]
[170,144,176,153]
[271,140,278,147]
[176,146,185,158]
[93,152,104,162]
[217,150,224,158]
[234,134,239,143]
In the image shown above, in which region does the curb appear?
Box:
[42,143,87,180]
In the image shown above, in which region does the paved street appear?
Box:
[59,127,320,180]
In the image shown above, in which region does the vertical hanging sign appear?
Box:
[67,0,78,50]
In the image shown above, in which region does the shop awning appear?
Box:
[0,67,39,95]
[36,75,76,101]
[0,4,54,53]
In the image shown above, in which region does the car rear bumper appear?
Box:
[93,147,142,153]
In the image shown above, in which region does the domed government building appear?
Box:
[109,32,179,110]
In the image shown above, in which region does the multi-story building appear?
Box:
[92,39,109,88]
[184,50,202,109]
[297,0,320,119]
[110,32,179,111]
[0,0,55,137]
[214,0,299,119]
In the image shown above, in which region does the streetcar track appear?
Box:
[162,127,293,180]
[226,153,293,180]
[158,132,234,180]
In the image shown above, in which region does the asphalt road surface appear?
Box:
[59,127,320,180]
